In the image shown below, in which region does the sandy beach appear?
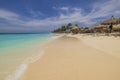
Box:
[20,35,120,80]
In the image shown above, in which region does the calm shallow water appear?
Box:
[0,33,54,80]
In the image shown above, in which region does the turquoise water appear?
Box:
[0,33,54,80]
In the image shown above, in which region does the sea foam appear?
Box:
[6,50,44,80]
[5,34,63,80]
[6,64,27,80]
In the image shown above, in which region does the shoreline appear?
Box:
[20,35,120,80]
[5,34,64,80]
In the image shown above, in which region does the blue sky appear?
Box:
[0,0,120,33]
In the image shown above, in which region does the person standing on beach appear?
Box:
[109,23,113,33]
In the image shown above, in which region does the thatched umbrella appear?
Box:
[92,24,108,33]
[71,25,80,34]
[94,24,107,29]
[112,25,120,31]
[101,16,118,25]
[117,18,120,24]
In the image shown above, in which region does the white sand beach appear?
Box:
[20,35,120,80]
[71,34,120,58]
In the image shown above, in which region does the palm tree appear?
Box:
[66,23,72,30]
[52,23,72,33]
[61,26,66,32]
[75,24,78,27]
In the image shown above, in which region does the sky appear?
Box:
[0,0,120,33]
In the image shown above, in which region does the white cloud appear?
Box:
[0,9,25,25]
[25,0,120,27]
[0,9,18,20]
[88,0,120,19]
[53,6,82,13]
[0,0,120,32]
[59,7,69,11]
[26,8,43,17]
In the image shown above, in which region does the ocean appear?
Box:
[0,33,55,80]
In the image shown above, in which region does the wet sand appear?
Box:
[20,35,120,80]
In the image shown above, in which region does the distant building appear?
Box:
[65,29,71,33]
[93,16,120,33]
[71,25,80,34]
[101,16,120,25]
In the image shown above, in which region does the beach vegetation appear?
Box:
[52,16,120,35]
